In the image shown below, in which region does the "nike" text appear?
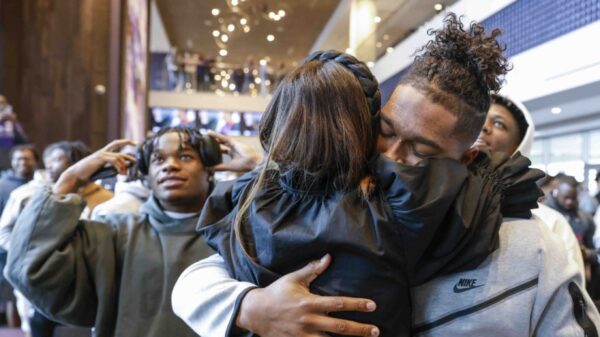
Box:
[453,278,485,293]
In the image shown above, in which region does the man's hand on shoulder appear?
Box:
[236,254,380,337]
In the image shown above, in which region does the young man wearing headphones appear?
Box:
[4,127,260,337]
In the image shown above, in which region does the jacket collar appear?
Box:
[140,194,200,234]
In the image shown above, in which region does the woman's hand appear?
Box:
[207,131,262,172]
[53,139,136,195]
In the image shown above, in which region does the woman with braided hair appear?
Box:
[177,29,544,335]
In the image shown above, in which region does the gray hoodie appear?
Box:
[5,187,214,337]
[500,95,585,280]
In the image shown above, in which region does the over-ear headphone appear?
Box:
[136,132,223,176]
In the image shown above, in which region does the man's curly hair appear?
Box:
[401,13,511,143]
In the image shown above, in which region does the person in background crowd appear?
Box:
[546,175,596,260]
[90,144,150,220]
[0,145,39,214]
[45,141,113,219]
[545,174,599,300]
[0,145,39,331]
[0,95,28,171]
[0,141,111,337]
[5,127,260,337]
[474,94,585,280]
[172,14,599,337]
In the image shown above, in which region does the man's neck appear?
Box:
[160,198,205,214]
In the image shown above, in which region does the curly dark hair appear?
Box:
[401,13,511,143]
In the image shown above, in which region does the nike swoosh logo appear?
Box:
[453,284,485,293]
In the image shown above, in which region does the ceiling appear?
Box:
[155,0,340,67]
[154,0,458,68]
[525,80,600,138]
[313,0,458,61]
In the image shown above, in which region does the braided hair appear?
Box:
[401,13,511,144]
[303,50,382,138]
[234,50,381,246]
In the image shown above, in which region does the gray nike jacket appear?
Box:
[173,217,600,336]
[411,217,599,336]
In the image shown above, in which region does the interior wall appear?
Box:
[1,0,114,151]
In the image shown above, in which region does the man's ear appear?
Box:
[460,147,479,165]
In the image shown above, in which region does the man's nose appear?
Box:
[383,140,405,164]
[481,121,491,134]
[161,157,181,171]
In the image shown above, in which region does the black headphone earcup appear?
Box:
[200,135,223,167]
[136,143,149,175]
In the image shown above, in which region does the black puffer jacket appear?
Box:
[198,152,543,337]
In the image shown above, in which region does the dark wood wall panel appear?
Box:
[1,0,113,151]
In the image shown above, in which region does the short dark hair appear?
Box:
[556,175,579,189]
[9,144,40,162]
[43,141,92,165]
[400,13,511,144]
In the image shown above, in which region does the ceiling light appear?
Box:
[278,10,286,17]
[212,30,220,37]
[231,0,239,6]
[243,26,251,33]
[221,34,229,42]
[227,24,235,32]
[373,16,381,23]
[268,12,276,19]
[255,77,262,84]
[214,75,222,81]
[434,3,443,11]
[267,34,275,42]
[345,48,354,55]
[367,62,375,68]
[249,83,255,89]
[219,49,228,56]
[211,8,220,16]
[265,80,271,86]
[259,59,267,66]
[221,80,228,88]
[386,47,394,54]
[273,15,281,21]
[252,69,258,75]
[229,83,236,90]
[240,18,247,25]
[551,107,562,114]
